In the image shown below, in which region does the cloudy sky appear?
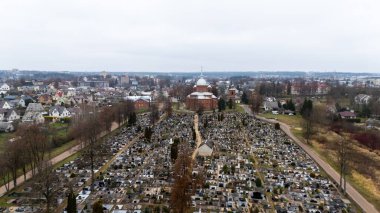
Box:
[0,0,379,72]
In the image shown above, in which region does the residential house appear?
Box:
[49,106,71,118]
[354,94,372,105]
[0,101,11,109]
[8,98,25,108]
[4,95,25,108]
[23,103,45,123]
[263,101,279,111]
[316,83,330,95]
[0,109,20,121]
[339,111,357,119]
[38,94,53,105]
[0,83,10,94]
[22,111,45,124]
[25,103,45,112]
[0,122,15,132]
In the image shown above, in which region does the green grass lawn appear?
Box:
[0,133,15,154]
[49,122,69,129]
[260,113,303,128]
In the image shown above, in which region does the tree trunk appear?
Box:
[90,150,95,192]
[23,166,27,181]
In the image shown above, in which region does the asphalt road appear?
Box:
[241,105,378,213]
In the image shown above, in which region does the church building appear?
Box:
[186,76,218,111]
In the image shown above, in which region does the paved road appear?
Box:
[241,105,378,213]
[0,122,120,197]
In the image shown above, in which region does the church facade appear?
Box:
[186,77,218,111]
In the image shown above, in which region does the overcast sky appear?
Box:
[0,0,379,72]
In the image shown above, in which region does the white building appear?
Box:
[0,83,10,94]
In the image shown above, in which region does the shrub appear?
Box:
[353,131,380,150]
[255,178,263,187]
[310,172,316,178]
[274,123,280,130]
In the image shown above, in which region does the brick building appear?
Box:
[186,77,218,111]
[125,96,151,111]
[227,87,240,103]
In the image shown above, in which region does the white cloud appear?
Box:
[0,0,379,72]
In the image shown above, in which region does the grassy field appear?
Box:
[261,112,380,211]
[259,113,303,128]
[0,133,13,154]
[0,122,70,153]
[311,134,380,210]
[225,104,245,113]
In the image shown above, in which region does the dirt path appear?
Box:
[191,114,202,160]
[0,122,120,197]
[241,104,378,213]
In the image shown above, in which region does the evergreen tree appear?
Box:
[255,178,263,187]
[241,92,249,104]
[300,99,314,144]
[66,189,77,213]
[228,98,234,109]
[301,99,313,118]
[128,112,137,126]
[218,98,226,111]
[361,104,371,118]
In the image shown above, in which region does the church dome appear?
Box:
[196,77,208,86]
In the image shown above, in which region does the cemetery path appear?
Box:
[0,122,120,197]
[241,104,378,213]
[192,114,202,160]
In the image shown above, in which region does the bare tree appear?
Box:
[99,106,115,132]
[149,103,160,125]
[33,160,59,213]
[3,139,24,187]
[165,100,173,117]
[251,94,262,114]
[337,137,352,194]
[70,112,103,191]
[171,142,192,213]
[17,124,49,175]
[0,155,11,192]
[301,99,314,144]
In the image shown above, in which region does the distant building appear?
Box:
[186,76,218,111]
[0,101,11,109]
[227,88,240,103]
[120,75,130,86]
[79,81,109,88]
[49,106,71,118]
[354,94,372,105]
[0,122,14,132]
[198,141,213,157]
[0,109,20,121]
[124,96,151,111]
[38,94,53,105]
[263,101,279,111]
[26,103,44,112]
[0,83,10,94]
[316,82,330,95]
[339,111,357,119]
[22,112,45,124]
